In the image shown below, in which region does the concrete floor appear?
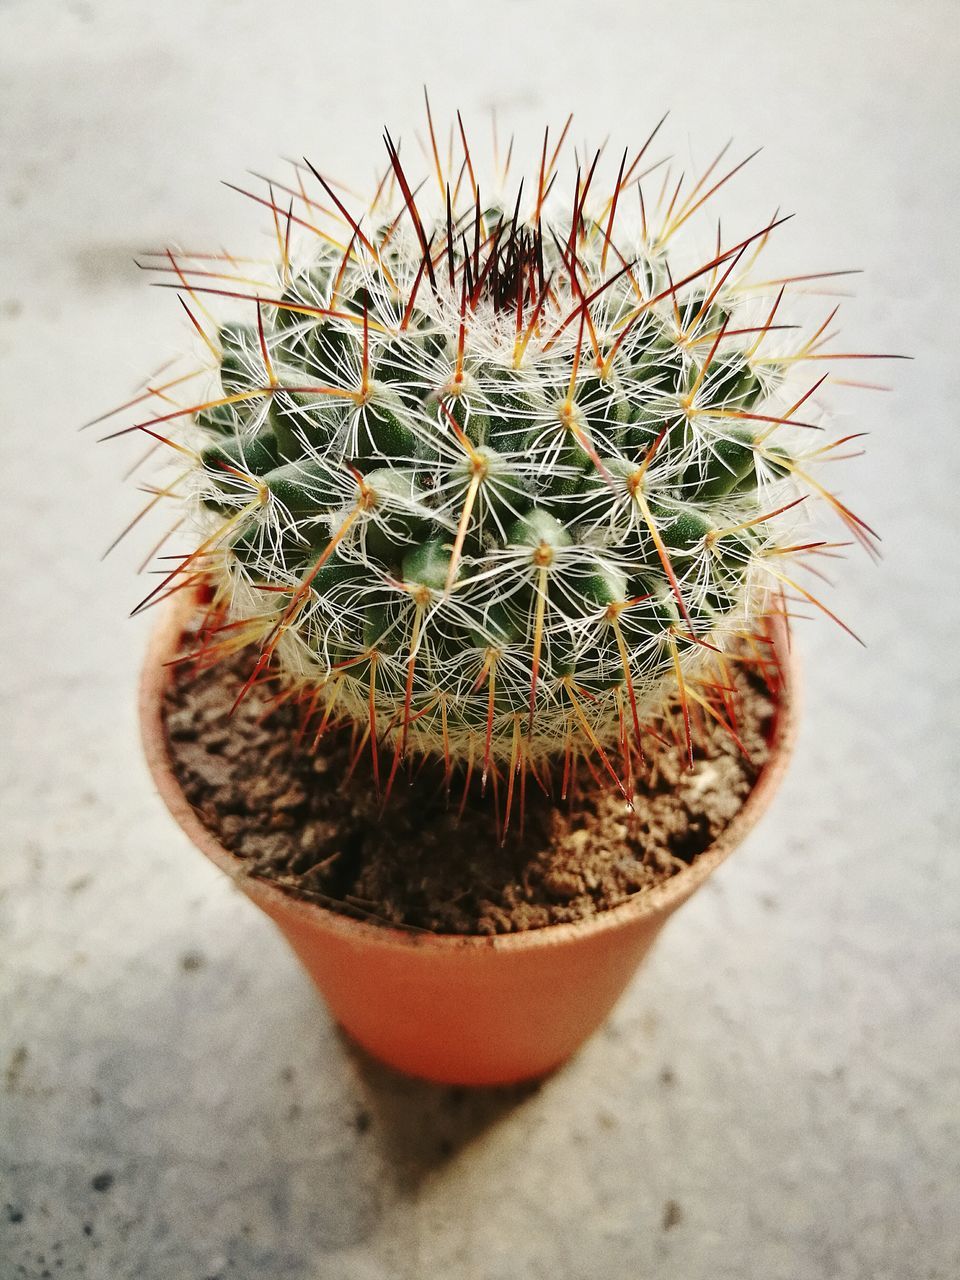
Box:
[2,1,959,1276]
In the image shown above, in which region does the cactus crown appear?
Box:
[106,107,884,807]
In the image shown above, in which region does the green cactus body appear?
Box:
[118,111,880,787]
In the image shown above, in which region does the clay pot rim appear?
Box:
[140,597,800,955]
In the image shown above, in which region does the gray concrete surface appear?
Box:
[2,1,958,1276]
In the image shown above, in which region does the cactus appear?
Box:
[103,106,889,808]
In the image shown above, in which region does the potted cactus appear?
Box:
[103,107,887,1085]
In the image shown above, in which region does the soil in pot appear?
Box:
[162,621,777,936]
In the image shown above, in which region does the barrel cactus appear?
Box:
[106,108,883,802]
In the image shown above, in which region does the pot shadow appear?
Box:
[336,1027,552,1191]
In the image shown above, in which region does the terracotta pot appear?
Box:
[140,601,798,1087]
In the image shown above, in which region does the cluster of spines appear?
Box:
[94,103,895,826]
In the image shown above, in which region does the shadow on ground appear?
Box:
[339,1029,549,1190]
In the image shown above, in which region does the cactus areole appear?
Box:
[115,108,884,810]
